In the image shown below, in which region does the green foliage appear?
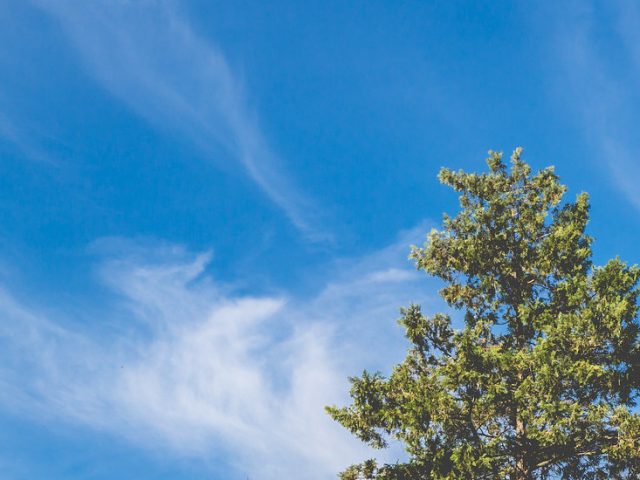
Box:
[327,149,640,479]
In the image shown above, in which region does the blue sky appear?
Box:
[1,1,640,479]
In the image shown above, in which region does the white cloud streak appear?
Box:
[546,1,640,210]
[0,112,55,165]
[0,227,439,479]
[33,0,327,240]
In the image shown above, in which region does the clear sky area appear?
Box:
[1,1,639,479]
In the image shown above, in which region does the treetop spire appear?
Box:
[328,148,640,479]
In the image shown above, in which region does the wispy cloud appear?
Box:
[0,226,439,479]
[0,110,56,165]
[545,0,640,210]
[32,1,328,240]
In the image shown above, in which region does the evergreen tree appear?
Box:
[327,149,640,479]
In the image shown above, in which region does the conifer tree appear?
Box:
[327,149,640,479]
